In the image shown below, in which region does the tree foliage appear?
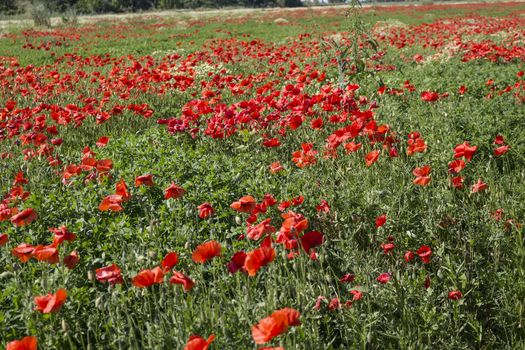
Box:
[0,0,302,15]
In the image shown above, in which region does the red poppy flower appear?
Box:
[278,201,291,212]
[421,91,439,102]
[6,336,37,350]
[494,145,510,157]
[244,246,276,277]
[350,289,363,301]
[247,213,258,224]
[416,245,432,264]
[365,150,380,167]
[135,174,154,187]
[99,195,124,212]
[311,117,323,129]
[262,193,277,209]
[413,165,431,186]
[448,159,466,174]
[8,186,27,201]
[292,143,318,168]
[96,264,123,285]
[96,136,109,147]
[380,242,395,254]
[230,195,256,214]
[493,135,505,145]
[184,334,214,350]
[170,271,195,292]
[62,164,81,182]
[164,182,185,200]
[192,240,222,263]
[339,273,355,284]
[12,243,36,263]
[404,250,415,262]
[96,159,113,173]
[328,297,341,311]
[375,214,387,228]
[454,142,477,162]
[247,219,276,240]
[412,165,431,186]
[471,179,488,193]
[451,176,464,189]
[10,208,37,227]
[263,138,281,148]
[300,231,324,254]
[0,233,8,246]
[377,272,391,284]
[227,251,247,274]
[34,288,67,313]
[80,157,96,172]
[314,295,327,310]
[132,266,165,288]
[291,195,304,207]
[269,162,283,174]
[13,171,29,186]
[407,137,427,156]
[33,245,59,264]
[63,251,80,269]
[0,204,17,222]
[278,211,309,240]
[424,275,431,289]
[316,200,330,213]
[344,142,362,154]
[448,290,463,300]
[491,209,504,221]
[51,139,64,146]
[251,308,300,344]
[161,252,179,272]
[50,226,76,246]
[116,179,131,202]
[197,203,214,219]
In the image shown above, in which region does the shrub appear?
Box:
[25,1,52,27]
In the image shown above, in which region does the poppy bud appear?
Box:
[448,290,463,301]
[0,271,13,279]
[61,319,69,333]
[95,296,103,309]
[280,248,287,261]
[87,271,94,282]
[235,216,242,225]
[292,259,299,272]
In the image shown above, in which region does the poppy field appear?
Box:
[1,2,525,349]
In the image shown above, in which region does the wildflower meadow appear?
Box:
[1,2,525,349]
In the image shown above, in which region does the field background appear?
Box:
[1,2,525,349]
